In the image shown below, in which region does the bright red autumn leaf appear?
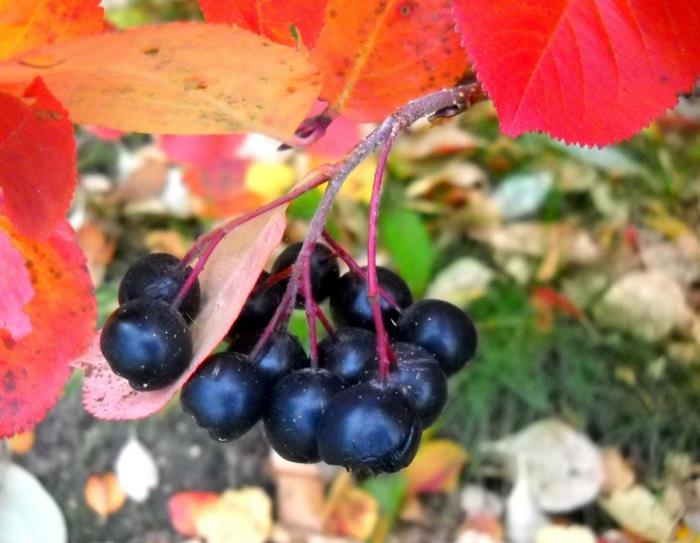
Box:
[0,212,96,438]
[311,0,469,121]
[453,0,700,144]
[0,78,76,239]
[74,208,287,420]
[198,0,326,48]
[0,23,321,139]
[0,0,105,60]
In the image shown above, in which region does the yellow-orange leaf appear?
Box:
[0,23,321,138]
[8,430,35,454]
[311,0,469,121]
[0,0,105,61]
[404,439,468,494]
[84,473,126,518]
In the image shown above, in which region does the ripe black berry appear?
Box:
[118,253,201,321]
[271,242,339,306]
[329,267,413,332]
[228,272,284,346]
[100,299,192,390]
[318,327,378,385]
[395,299,477,376]
[250,331,309,385]
[264,368,344,463]
[384,343,447,427]
[181,352,267,441]
[317,382,422,476]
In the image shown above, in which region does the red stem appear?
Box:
[315,305,334,336]
[302,250,319,365]
[367,125,402,382]
[321,230,400,310]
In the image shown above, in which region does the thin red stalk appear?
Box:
[263,267,292,289]
[302,251,319,365]
[321,230,400,310]
[315,305,334,336]
[233,84,482,361]
[172,229,225,309]
[368,125,402,381]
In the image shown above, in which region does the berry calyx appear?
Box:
[100,299,192,390]
[395,299,477,376]
[384,343,448,427]
[181,352,267,441]
[263,368,344,463]
[317,381,422,477]
[118,253,201,322]
[249,331,309,385]
[318,327,378,385]
[271,242,339,307]
[329,267,413,332]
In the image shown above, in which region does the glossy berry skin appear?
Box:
[271,242,339,307]
[118,253,201,321]
[250,331,309,385]
[318,327,378,385]
[181,352,266,441]
[264,368,344,463]
[228,272,284,346]
[395,299,477,376]
[100,299,192,390]
[318,382,422,477]
[329,267,413,332]
[385,343,447,427]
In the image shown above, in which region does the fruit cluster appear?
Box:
[100,242,477,476]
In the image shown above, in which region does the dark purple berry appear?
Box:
[318,327,378,385]
[395,299,477,376]
[100,299,192,390]
[118,253,200,321]
[329,267,413,332]
[228,272,284,345]
[384,343,447,427]
[317,381,422,477]
[181,352,266,441]
[250,331,309,385]
[271,242,339,307]
[264,368,344,463]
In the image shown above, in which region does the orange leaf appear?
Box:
[74,208,286,420]
[0,23,321,138]
[324,484,379,540]
[311,0,469,121]
[84,473,126,518]
[0,78,76,238]
[0,0,105,61]
[0,213,96,438]
[8,430,35,454]
[199,0,326,48]
[168,491,219,537]
[403,439,468,494]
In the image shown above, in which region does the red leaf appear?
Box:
[311,0,469,121]
[0,78,76,238]
[169,491,219,537]
[198,0,326,48]
[306,102,363,159]
[74,209,287,420]
[453,0,700,144]
[0,213,96,437]
[161,134,248,169]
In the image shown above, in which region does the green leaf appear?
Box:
[379,207,435,295]
[361,472,408,537]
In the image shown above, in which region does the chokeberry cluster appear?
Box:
[101,242,478,477]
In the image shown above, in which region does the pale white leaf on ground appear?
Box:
[115,436,159,503]
[0,463,67,543]
[460,485,504,519]
[593,271,692,342]
[505,458,548,543]
[492,171,553,221]
[426,258,494,306]
[482,418,603,513]
[535,524,596,543]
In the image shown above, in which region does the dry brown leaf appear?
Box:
[404,439,469,495]
[196,487,272,543]
[270,452,325,532]
[84,472,126,519]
